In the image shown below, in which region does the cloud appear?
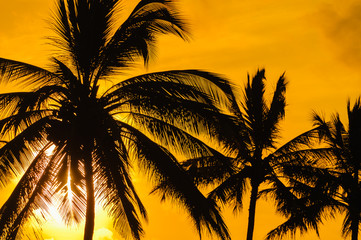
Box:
[316,1,361,67]
[94,228,115,240]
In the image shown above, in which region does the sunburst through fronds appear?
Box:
[0,0,236,240]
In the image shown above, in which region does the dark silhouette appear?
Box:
[268,98,361,240]
[0,1,233,239]
[178,69,330,240]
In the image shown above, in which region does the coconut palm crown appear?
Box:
[178,69,333,240]
[0,0,233,239]
[271,99,361,240]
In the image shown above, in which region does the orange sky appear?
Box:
[0,0,360,240]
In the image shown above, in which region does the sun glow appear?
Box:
[41,144,74,225]
[33,206,63,226]
[67,166,74,204]
[45,144,56,157]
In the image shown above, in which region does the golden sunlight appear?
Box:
[45,145,56,157]
[0,0,360,240]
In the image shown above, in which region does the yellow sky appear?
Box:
[0,0,360,239]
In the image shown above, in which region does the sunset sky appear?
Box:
[0,0,360,240]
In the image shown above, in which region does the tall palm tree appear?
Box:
[0,0,233,239]
[269,98,361,240]
[178,69,330,240]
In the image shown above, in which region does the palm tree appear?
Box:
[0,0,233,239]
[179,69,331,240]
[269,98,361,240]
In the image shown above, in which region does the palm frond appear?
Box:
[54,153,86,226]
[0,109,51,137]
[182,152,235,187]
[263,73,287,148]
[0,58,59,88]
[0,117,54,183]
[262,176,322,240]
[92,123,146,240]
[121,122,230,240]
[265,215,316,240]
[97,0,189,76]
[269,148,335,170]
[121,111,235,158]
[271,126,325,157]
[0,86,64,121]
[207,166,251,213]
[51,0,120,83]
[0,144,54,239]
[263,162,346,240]
[242,69,268,147]
[50,57,79,87]
[103,70,234,108]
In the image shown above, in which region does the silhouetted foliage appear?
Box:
[171,69,332,240]
[0,1,233,239]
[269,98,361,240]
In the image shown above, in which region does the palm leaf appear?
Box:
[0,58,59,88]
[121,122,230,240]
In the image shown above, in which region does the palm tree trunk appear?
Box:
[351,226,358,240]
[246,183,259,240]
[351,214,359,240]
[84,152,95,240]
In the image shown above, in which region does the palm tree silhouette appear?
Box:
[0,1,232,239]
[179,69,330,240]
[270,98,361,240]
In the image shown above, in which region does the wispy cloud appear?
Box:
[316,1,361,67]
